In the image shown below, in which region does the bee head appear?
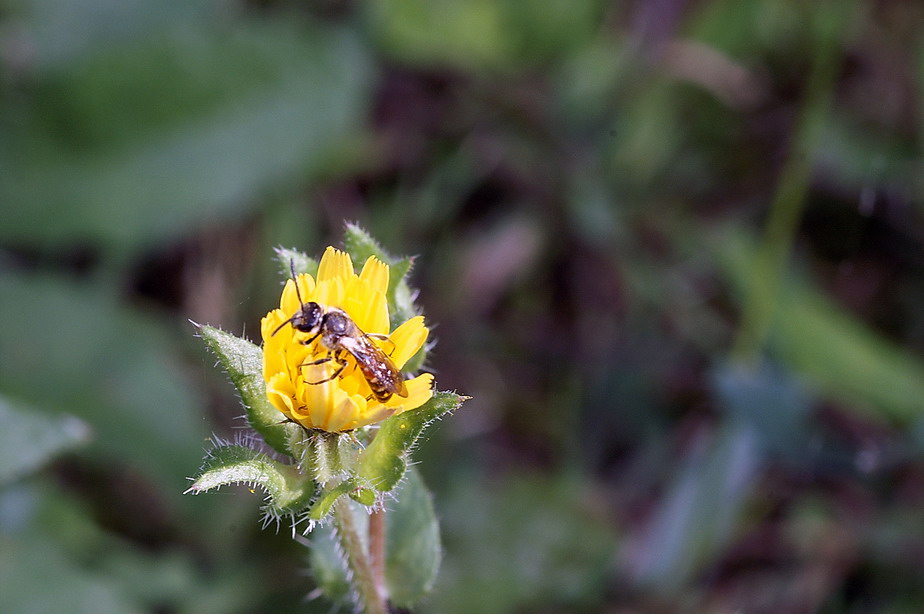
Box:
[290,301,323,334]
[271,299,323,337]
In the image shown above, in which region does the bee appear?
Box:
[272,263,409,403]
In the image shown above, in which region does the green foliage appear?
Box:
[425,473,614,613]
[187,445,314,515]
[358,391,464,491]
[349,487,377,506]
[0,396,90,485]
[0,15,371,253]
[711,363,813,460]
[0,269,204,487]
[0,535,147,614]
[304,468,441,608]
[366,0,603,71]
[307,481,359,521]
[385,468,442,607]
[3,0,923,612]
[626,424,760,590]
[293,430,362,485]
[196,324,296,456]
[308,523,352,602]
[721,233,924,423]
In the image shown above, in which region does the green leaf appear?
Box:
[307,523,351,603]
[627,424,760,589]
[1,18,370,253]
[196,325,297,456]
[0,270,203,488]
[426,472,614,612]
[719,231,924,423]
[772,288,924,423]
[358,391,464,491]
[273,247,319,279]
[367,0,599,72]
[5,0,207,73]
[308,481,358,521]
[0,535,147,614]
[186,445,313,515]
[385,467,441,607]
[0,396,91,485]
[711,362,813,460]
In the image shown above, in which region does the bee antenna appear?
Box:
[272,315,296,337]
[289,259,306,306]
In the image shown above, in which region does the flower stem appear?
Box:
[369,507,387,600]
[333,497,388,614]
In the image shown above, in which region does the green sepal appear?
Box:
[196,324,295,457]
[287,429,362,484]
[385,467,441,608]
[186,445,314,515]
[343,221,395,265]
[349,487,376,506]
[357,391,465,491]
[274,246,319,278]
[308,480,358,521]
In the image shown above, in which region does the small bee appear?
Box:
[272,263,409,403]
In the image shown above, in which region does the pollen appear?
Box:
[261,247,433,431]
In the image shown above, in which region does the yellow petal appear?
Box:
[261,309,284,340]
[387,316,429,368]
[378,372,434,413]
[298,372,334,430]
[326,393,362,432]
[356,404,397,428]
[314,278,345,310]
[337,364,365,397]
[266,372,298,418]
[317,247,354,284]
[351,290,389,336]
[263,346,288,385]
[359,256,389,296]
[280,275,315,315]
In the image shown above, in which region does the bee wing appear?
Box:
[339,334,408,396]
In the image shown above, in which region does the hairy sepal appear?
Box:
[357,391,465,491]
[274,246,319,278]
[186,445,314,515]
[197,324,296,456]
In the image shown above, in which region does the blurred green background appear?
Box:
[2,0,923,612]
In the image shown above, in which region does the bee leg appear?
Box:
[303,353,350,385]
[367,333,397,356]
[365,392,393,403]
[299,331,322,346]
[300,356,331,367]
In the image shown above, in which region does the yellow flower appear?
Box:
[261,247,433,432]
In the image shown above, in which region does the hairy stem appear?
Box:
[333,498,388,614]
